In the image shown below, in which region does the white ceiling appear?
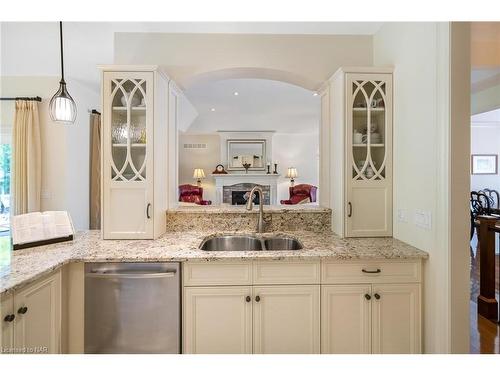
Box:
[185,78,320,134]
[471,107,500,124]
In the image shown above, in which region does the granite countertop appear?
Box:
[0,230,428,296]
[168,204,331,214]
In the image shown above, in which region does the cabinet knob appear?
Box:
[374,293,381,300]
[17,306,28,314]
[255,296,261,302]
[3,314,15,322]
[246,296,251,303]
[364,294,371,301]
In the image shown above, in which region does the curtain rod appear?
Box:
[0,96,42,102]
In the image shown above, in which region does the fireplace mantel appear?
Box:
[212,174,281,205]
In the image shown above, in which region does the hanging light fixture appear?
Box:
[49,21,77,124]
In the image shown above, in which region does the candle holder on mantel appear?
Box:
[273,163,278,174]
[242,162,251,174]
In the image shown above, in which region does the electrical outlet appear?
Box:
[398,209,409,223]
[414,210,432,230]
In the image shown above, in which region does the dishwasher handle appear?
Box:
[87,270,177,279]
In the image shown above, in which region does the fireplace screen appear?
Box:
[232,191,260,205]
[223,183,270,205]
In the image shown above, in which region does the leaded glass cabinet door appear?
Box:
[345,73,393,237]
[102,71,154,239]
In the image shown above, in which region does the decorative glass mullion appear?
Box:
[351,82,366,180]
[370,81,388,180]
[110,79,128,181]
[127,80,146,181]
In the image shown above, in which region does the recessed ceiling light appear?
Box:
[233,91,239,96]
[312,92,319,96]
[210,108,216,112]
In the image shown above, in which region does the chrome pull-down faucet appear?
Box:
[245,186,265,233]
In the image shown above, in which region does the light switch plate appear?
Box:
[398,209,409,223]
[414,210,432,230]
[41,190,52,199]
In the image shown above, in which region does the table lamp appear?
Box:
[193,168,206,187]
[286,167,298,186]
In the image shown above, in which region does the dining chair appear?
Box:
[470,191,491,240]
[481,188,500,209]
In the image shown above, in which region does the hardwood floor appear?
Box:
[470,300,500,353]
[470,235,500,353]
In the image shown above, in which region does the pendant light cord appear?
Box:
[59,21,65,84]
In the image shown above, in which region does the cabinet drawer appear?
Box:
[321,260,421,284]
[253,260,320,285]
[183,261,252,286]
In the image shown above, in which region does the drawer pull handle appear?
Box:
[17,306,28,314]
[348,202,352,218]
[374,293,381,300]
[255,296,261,302]
[362,268,381,274]
[364,294,371,301]
[4,314,15,322]
[146,203,152,219]
[246,296,251,303]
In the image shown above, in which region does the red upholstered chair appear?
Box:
[179,184,212,205]
[280,184,318,205]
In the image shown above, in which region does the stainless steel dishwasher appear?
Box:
[84,262,180,354]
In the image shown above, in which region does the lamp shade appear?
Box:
[193,168,206,179]
[286,167,298,179]
[49,81,77,124]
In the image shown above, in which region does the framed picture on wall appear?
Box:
[471,154,498,175]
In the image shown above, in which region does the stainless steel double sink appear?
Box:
[200,234,303,251]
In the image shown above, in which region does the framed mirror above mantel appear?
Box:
[227,139,266,171]
[218,131,275,172]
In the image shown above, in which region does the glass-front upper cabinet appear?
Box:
[349,76,391,182]
[107,74,151,182]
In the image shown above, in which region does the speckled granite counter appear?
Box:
[166,205,332,232]
[0,230,427,296]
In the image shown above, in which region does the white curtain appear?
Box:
[89,112,101,229]
[12,100,41,215]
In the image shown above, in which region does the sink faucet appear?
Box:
[246,186,266,233]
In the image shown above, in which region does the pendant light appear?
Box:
[49,21,77,124]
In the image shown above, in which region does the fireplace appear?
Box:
[213,174,279,205]
[223,183,270,205]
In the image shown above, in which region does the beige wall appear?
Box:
[373,22,470,353]
[449,22,471,354]
[178,133,221,203]
[114,33,373,90]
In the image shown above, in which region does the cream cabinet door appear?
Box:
[1,293,14,353]
[253,285,320,354]
[321,285,371,354]
[14,271,61,354]
[345,73,393,237]
[183,286,252,354]
[102,71,155,239]
[372,283,421,354]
